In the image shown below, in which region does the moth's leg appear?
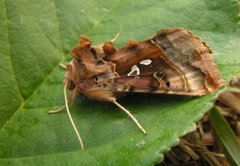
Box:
[48,106,65,114]
[112,100,147,135]
[110,32,120,43]
[60,63,67,69]
[108,62,119,77]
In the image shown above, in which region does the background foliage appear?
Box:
[0,0,239,165]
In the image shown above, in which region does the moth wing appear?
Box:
[106,28,224,96]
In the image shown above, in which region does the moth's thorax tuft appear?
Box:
[65,37,118,102]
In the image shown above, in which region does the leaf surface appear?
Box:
[0,0,240,165]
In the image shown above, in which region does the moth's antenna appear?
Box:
[64,81,84,149]
[48,63,67,114]
[113,100,147,135]
[228,87,240,93]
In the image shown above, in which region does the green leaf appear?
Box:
[0,0,239,165]
[210,107,240,166]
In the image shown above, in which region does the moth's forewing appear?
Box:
[105,28,224,96]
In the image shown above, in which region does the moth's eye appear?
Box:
[67,80,76,90]
[90,48,97,59]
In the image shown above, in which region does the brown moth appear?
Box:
[51,28,224,149]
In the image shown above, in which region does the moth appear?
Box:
[50,28,224,149]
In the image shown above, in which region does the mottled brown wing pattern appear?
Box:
[105,28,224,96]
[59,28,225,147]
